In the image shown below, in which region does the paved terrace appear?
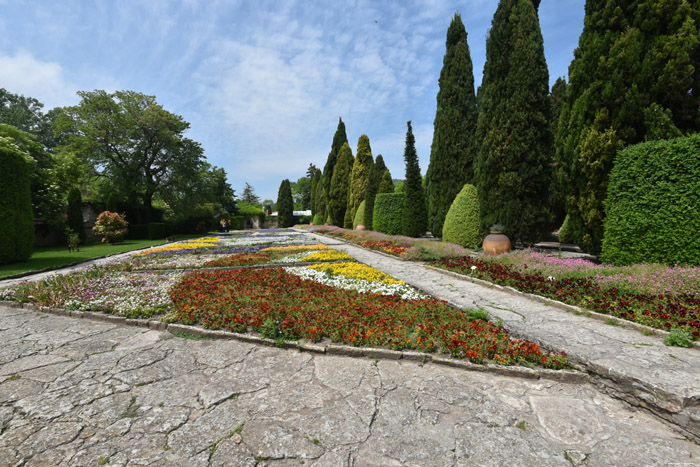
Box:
[304,231,700,442]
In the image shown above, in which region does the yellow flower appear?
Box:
[308,262,404,285]
[132,237,219,256]
[261,243,328,253]
[301,249,354,262]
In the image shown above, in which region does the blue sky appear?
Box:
[0,0,585,202]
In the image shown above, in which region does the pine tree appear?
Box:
[363,161,377,230]
[474,0,553,244]
[241,182,260,205]
[276,179,294,228]
[557,0,699,253]
[319,118,348,222]
[347,135,374,226]
[425,13,478,238]
[402,122,427,237]
[378,169,394,193]
[328,142,354,227]
[67,187,86,243]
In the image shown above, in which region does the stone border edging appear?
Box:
[0,300,588,385]
[305,230,699,350]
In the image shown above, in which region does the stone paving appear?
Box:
[2,306,700,466]
[304,232,700,442]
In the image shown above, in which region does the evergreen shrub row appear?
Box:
[373,193,405,235]
[0,137,34,264]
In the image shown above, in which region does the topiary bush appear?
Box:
[601,134,700,266]
[353,200,366,229]
[442,184,482,248]
[312,213,324,225]
[373,193,405,235]
[558,214,574,243]
[93,211,128,244]
[0,137,34,264]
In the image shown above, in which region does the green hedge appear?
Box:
[0,138,34,264]
[442,184,482,248]
[127,223,149,240]
[373,193,405,235]
[353,200,366,229]
[148,222,167,239]
[601,134,700,265]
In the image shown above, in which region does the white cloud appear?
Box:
[0,51,79,108]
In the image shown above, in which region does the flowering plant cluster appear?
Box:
[133,237,220,256]
[260,243,328,253]
[308,262,404,285]
[168,267,568,368]
[301,249,354,262]
[435,255,700,339]
[93,211,128,244]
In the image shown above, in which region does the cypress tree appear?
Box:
[557,0,699,253]
[319,118,348,222]
[475,0,553,244]
[402,121,427,237]
[0,137,34,264]
[329,142,354,227]
[276,179,294,228]
[67,187,86,243]
[363,161,377,230]
[379,169,394,193]
[347,135,374,226]
[425,13,478,238]
[373,154,388,192]
[549,77,569,228]
[310,170,320,216]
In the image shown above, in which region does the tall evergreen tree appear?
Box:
[310,170,322,216]
[373,154,388,192]
[67,187,86,243]
[328,142,354,226]
[319,118,348,222]
[378,169,394,193]
[475,0,553,244]
[276,179,294,228]
[241,182,260,205]
[402,122,427,237]
[347,135,374,227]
[363,162,377,230]
[557,0,699,253]
[549,77,569,228]
[425,13,478,237]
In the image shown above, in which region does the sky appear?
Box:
[0,0,585,202]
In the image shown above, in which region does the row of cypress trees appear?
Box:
[426,0,699,252]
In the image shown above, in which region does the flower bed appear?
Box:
[300,250,354,262]
[434,255,700,339]
[168,267,568,368]
[308,262,403,285]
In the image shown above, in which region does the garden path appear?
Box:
[1,306,699,465]
[304,231,700,442]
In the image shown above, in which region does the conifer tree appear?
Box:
[310,170,321,216]
[557,0,699,253]
[329,143,354,227]
[319,118,348,222]
[363,162,377,230]
[67,187,86,243]
[378,169,394,193]
[373,155,388,192]
[402,122,427,237]
[276,179,294,228]
[347,135,374,226]
[425,13,478,238]
[549,77,569,228]
[475,0,552,244]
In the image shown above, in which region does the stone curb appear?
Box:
[0,300,589,384]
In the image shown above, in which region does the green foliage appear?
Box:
[363,162,377,230]
[601,135,700,266]
[347,135,374,225]
[343,207,353,229]
[378,169,394,193]
[148,222,168,239]
[93,211,128,244]
[353,200,366,229]
[556,0,700,254]
[291,176,311,210]
[329,142,354,227]
[310,170,322,216]
[0,136,34,264]
[0,88,56,148]
[312,212,324,225]
[373,193,405,235]
[67,187,86,244]
[373,155,388,192]
[319,118,348,222]
[276,179,294,228]
[442,184,482,248]
[475,0,553,244]
[106,193,119,213]
[241,182,260,205]
[549,77,569,228]
[127,223,149,240]
[425,13,478,238]
[402,122,427,237]
[664,328,693,348]
[558,214,574,243]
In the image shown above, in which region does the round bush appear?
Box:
[442,184,482,248]
[601,134,700,265]
[0,138,34,264]
[353,200,366,229]
[93,211,129,244]
[373,193,405,235]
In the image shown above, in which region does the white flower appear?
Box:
[547,276,555,281]
[470,265,478,270]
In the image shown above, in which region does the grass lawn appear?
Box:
[0,234,206,278]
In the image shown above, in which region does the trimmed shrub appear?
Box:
[148,222,167,239]
[601,135,700,266]
[558,214,574,243]
[67,188,86,244]
[0,137,34,264]
[127,223,149,240]
[373,193,405,235]
[442,184,482,248]
[93,211,128,244]
[353,200,366,229]
[312,213,324,225]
